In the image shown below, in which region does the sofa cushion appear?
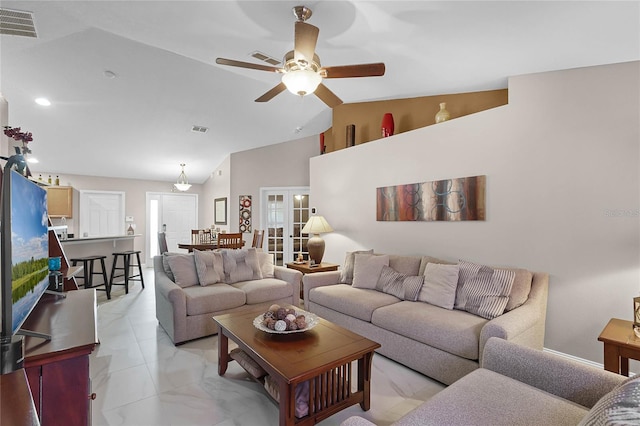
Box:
[455,261,515,319]
[339,250,374,284]
[194,249,224,286]
[352,254,389,289]
[377,265,424,301]
[372,301,487,360]
[162,252,185,281]
[394,368,589,426]
[222,248,263,284]
[166,254,199,288]
[504,268,533,311]
[418,263,459,310]
[231,278,292,305]
[579,375,640,426]
[418,255,455,275]
[310,284,400,322]
[183,284,246,315]
[257,251,275,278]
[388,255,422,276]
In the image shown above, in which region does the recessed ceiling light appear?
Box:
[35,97,50,106]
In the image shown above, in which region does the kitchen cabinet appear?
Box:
[46,186,73,218]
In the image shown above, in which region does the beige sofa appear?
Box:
[154,249,302,344]
[304,253,548,385]
[342,337,635,426]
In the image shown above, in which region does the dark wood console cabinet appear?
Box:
[22,289,98,426]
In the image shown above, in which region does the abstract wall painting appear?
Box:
[239,195,252,233]
[376,175,486,222]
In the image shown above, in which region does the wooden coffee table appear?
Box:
[213,306,381,426]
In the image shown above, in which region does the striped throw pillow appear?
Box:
[456,261,515,319]
[377,265,424,301]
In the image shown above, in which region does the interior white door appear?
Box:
[261,187,309,266]
[146,192,198,265]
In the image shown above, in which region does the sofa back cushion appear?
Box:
[388,255,422,276]
[503,268,533,311]
[339,250,374,284]
[222,248,263,284]
[194,249,224,286]
[166,253,199,288]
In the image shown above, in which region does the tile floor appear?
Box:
[90,268,445,426]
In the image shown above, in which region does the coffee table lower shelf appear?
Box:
[214,307,380,426]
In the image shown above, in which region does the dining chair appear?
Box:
[251,229,265,249]
[217,232,244,249]
[192,229,213,244]
[158,231,169,254]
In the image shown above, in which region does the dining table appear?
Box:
[177,242,217,252]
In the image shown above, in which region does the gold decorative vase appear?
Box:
[435,102,450,123]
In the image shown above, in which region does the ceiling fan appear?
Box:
[215,5,385,108]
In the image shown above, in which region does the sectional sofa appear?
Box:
[154,248,302,344]
[304,252,548,385]
[342,337,635,426]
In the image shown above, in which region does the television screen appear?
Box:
[8,169,49,335]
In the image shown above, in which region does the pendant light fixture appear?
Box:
[174,163,192,192]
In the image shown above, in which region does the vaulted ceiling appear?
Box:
[1,1,638,184]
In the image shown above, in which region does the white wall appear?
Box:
[201,155,231,230]
[203,135,319,242]
[309,61,640,367]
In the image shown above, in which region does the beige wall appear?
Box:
[309,61,640,368]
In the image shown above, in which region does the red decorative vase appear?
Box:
[381,113,394,138]
[319,132,325,154]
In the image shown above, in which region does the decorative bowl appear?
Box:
[253,310,319,334]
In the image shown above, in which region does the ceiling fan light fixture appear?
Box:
[282,69,321,96]
[174,163,192,191]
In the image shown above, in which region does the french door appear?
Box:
[261,187,310,266]
[146,192,198,265]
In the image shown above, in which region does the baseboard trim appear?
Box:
[542,347,604,370]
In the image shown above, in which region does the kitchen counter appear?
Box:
[61,234,141,245]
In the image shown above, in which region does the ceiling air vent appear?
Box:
[0,8,37,38]
[250,51,281,66]
[191,125,209,133]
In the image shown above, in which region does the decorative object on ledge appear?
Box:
[346,124,355,147]
[633,296,640,338]
[301,214,333,264]
[2,126,35,176]
[214,197,227,225]
[239,195,252,233]
[376,175,486,222]
[435,102,451,123]
[381,113,394,137]
[319,132,326,154]
[174,163,191,191]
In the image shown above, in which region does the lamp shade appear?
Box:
[174,163,191,192]
[301,215,333,235]
[282,69,322,96]
[302,215,333,265]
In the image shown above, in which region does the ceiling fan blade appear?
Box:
[321,63,386,78]
[314,83,343,108]
[216,58,281,73]
[294,22,319,64]
[255,83,287,102]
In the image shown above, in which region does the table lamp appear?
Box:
[301,215,333,265]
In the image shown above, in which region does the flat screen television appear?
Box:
[0,167,50,339]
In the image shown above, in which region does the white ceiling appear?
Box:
[1,1,638,184]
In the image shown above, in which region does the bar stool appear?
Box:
[70,255,111,299]
[109,250,145,294]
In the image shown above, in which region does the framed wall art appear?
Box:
[214,197,227,225]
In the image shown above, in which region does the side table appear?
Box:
[285,261,339,300]
[597,317,640,376]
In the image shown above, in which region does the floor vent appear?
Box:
[191,125,209,133]
[251,51,281,66]
[0,8,37,38]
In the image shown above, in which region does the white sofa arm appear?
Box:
[273,266,302,307]
[482,337,623,408]
[302,270,341,310]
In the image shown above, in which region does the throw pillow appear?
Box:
[257,251,275,278]
[222,248,263,284]
[418,263,459,310]
[578,375,640,426]
[352,254,389,289]
[338,249,374,284]
[457,263,515,320]
[166,254,199,288]
[377,265,405,298]
[403,275,425,301]
[193,249,224,286]
[162,252,183,281]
